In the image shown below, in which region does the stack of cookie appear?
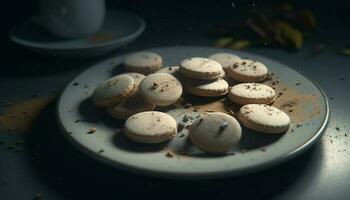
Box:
[179,57,229,97]
[90,51,291,154]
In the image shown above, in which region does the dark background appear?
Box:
[1,0,350,200]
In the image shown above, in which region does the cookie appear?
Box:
[155,66,179,76]
[185,78,229,97]
[209,53,241,71]
[139,73,183,106]
[123,52,162,74]
[238,104,291,134]
[180,57,224,80]
[219,70,226,78]
[91,75,137,107]
[228,83,276,105]
[226,59,268,82]
[106,93,155,119]
[122,72,145,87]
[123,111,177,143]
[189,112,242,154]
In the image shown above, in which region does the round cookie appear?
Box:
[123,52,162,74]
[122,72,145,87]
[185,78,229,97]
[91,75,137,107]
[219,70,226,78]
[226,59,268,82]
[139,73,183,106]
[228,83,276,105]
[155,66,179,76]
[180,57,224,80]
[189,112,242,154]
[209,53,241,71]
[106,93,155,119]
[238,104,291,134]
[123,111,177,143]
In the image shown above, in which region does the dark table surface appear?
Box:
[1,1,350,200]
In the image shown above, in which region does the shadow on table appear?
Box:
[24,100,324,199]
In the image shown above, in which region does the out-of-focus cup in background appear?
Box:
[39,0,105,39]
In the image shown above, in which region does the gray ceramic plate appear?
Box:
[9,10,145,58]
[56,46,329,179]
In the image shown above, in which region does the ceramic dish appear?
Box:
[56,46,329,179]
[9,10,145,58]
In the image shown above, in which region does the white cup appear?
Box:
[39,0,105,38]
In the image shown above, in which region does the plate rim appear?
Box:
[9,9,146,51]
[55,46,330,179]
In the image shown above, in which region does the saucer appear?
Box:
[9,10,146,58]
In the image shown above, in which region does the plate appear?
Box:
[56,46,329,179]
[9,10,145,58]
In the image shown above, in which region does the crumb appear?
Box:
[220,122,229,129]
[183,115,189,122]
[152,82,158,89]
[335,127,340,131]
[87,128,96,134]
[177,123,185,132]
[260,148,266,152]
[178,133,185,138]
[166,152,174,158]
[72,82,79,86]
[295,83,301,86]
[98,149,104,153]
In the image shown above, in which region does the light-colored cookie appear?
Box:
[209,53,241,71]
[123,52,162,74]
[139,73,183,106]
[106,92,155,119]
[228,83,276,105]
[122,72,145,87]
[124,111,177,143]
[155,66,179,76]
[91,75,137,107]
[238,104,291,134]
[185,78,229,97]
[180,57,224,80]
[189,112,242,154]
[226,59,268,82]
[219,70,226,78]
